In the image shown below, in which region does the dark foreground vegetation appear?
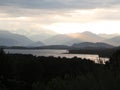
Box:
[0,48,120,90]
[69,48,117,58]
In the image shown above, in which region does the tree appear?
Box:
[108,49,120,71]
[0,48,5,55]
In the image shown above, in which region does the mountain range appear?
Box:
[102,36,120,46]
[0,31,44,46]
[43,31,105,45]
[0,30,119,47]
[43,31,120,46]
[28,41,45,47]
[28,30,57,42]
[99,33,120,39]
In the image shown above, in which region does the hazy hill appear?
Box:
[44,34,75,45]
[64,39,83,46]
[67,31,104,42]
[0,30,34,46]
[103,36,120,46]
[99,33,120,39]
[28,41,45,47]
[0,37,19,46]
[44,31,104,45]
[28,30,57,42]
[72,42,114,49]
[29,34,53,42]
[1,30,119,47]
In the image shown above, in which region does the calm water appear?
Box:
[4,49,109,63]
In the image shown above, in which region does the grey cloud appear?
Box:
[0,0,120,9]
[0,0,64,9]
[0,0,120,18]
[0,0,120,22]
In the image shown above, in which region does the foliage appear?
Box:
[0,49,120,90]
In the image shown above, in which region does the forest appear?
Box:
[0,48,120,90]
[69,48,116,58]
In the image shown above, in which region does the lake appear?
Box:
[4,49,109,63]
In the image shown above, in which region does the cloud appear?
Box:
[0,0,120,20]
[0,0,120,9]
[0,0,120,35]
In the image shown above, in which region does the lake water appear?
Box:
[4,49,109,63]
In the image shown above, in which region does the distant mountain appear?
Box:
[72,42,114,49]
[0,30,34,46]
[99,33,120,39]
[2,30,118,47]
[28,41,45,47]
[67,31,104,42]
[103,36,120,46]
[0,37,19,46]
[44,34,74,45]
[28,30,57,42]
[44,31,104,45]
[29,34,53,42]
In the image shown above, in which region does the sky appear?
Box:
[0,0,120,36]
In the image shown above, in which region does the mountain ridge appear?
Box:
[72,42,114,49]
[0,30,34,46]
[44,31,105,45]
[0,30,119,46]
[102,36,120,46]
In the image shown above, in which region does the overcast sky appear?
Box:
[0,0,120,35]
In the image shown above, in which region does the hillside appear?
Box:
[44,34,74,45]
[44,31,105,45]
[28,41,45,47]
[102,36,120,46]
[68,31,104,42]
[72,42,114,49]
[0,30,34,46]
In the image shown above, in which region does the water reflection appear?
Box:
[5,49,109,63]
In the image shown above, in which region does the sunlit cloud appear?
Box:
[45,21,120,34]
[0,0,120,35]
